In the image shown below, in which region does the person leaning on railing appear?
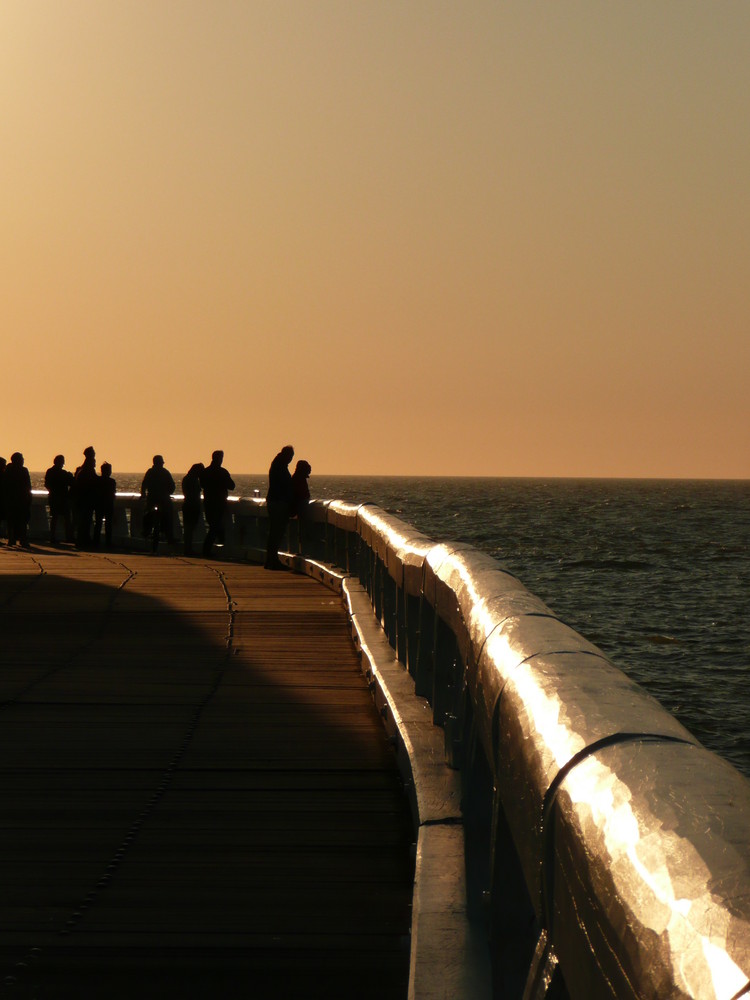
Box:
[199,450,234,558]
[44,454,74,545]
[289,460,311,553]
[181,462,204,557]
[73,446,97,550]
[264,444,294,570]
[141,455,175,554]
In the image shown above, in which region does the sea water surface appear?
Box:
[31,473,750,778]
[290,476,750,779]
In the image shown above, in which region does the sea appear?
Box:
[31,473,750,779]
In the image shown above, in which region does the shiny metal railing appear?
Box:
[23,492,750,998]
[307,500,750,1000]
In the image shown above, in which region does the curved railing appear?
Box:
[23,492,750,998]
[322,500,750,1000]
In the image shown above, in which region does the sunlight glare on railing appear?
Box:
[563,756,750,999]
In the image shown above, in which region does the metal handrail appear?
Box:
[323,499,750,1000]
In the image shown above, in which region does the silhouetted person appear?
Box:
[0,457,7,541]
[5,452,32,548]
[93,462,116,550]
[290,460,311,517]
[265,445,294,570]
[200,451,235,557]
[181,462,204,556]
[141,455,175,553]
[73,446,97,549]
[290,459,312,555]
[45,454,74,544]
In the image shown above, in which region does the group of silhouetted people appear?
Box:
[138,449,238,557]
[0,445,312,566]
[0,447,117,552]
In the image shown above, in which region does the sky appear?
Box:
[2,1,749,478]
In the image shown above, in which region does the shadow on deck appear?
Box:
[0,547,413,998]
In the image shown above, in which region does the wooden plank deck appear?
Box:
[0,548,413,998]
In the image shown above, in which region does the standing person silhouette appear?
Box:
[290,460,311,554]
[45,454,75,545]
[5,452,32,548]
[73,446,97,550]
[93,462,116,550]
[141,455,175,554]
[200,451,235,558]
[290,460,311,517]
[181,462,204,556]
[0,457,7,541]
[264,445,294,570]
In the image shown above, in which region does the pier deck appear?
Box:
[0,548,413,998]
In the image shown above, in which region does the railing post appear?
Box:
[128,499,144,544]
[395,584,407,664]
[415,594,435,699]
[330,521,340,567]
[358,537,370,592]
[432,615,458,726]
[383,572,398,649]
[172,504,182,545]
[287,517,299,555]
[373,556,384,626]
[305,513,325,562]
[489,786,539,999]
[444,686,466,769]
[112,502,129,545]
[522,931,567,1000]
[324,518,333,564]
[461,705,493,922]
[337,520,347,569]
[30,499,50,538]
[346,528,358,576]
[404,592,420,678]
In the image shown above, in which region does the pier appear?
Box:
[3,493,750,999]
[0,548,413,998]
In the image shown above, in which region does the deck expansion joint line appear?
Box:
[1,553,413,996]
[0,551,46,609]
[0,554,136,711]
[1,553,239,989]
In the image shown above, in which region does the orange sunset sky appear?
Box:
[2,2,749,478]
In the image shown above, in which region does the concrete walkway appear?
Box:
[0,547,413,998]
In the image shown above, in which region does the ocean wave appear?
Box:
[561,558,654,572]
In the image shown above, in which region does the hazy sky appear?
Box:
[2,2,749,477]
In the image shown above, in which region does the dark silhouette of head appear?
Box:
[211,450,224,466]
[294,460,311,478]
[188,462,205,476]
[281,445,294,465]
[11,452,24,466]
[83,446,95,459]
[101,463,112,478]
[153,455,164,468]
[54,455,65,468]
